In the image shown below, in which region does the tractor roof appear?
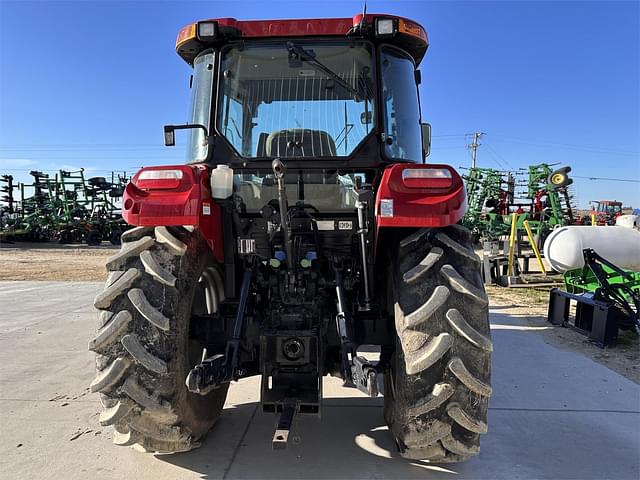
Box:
[176,13,428,66]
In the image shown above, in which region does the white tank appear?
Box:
[210,164,234,199]
[543,226,640,273]
[616,214,639,230]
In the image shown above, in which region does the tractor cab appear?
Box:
[594,200,622,216]
[591,200,623,225]
[170,14,430,169]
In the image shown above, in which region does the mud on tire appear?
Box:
[384,225,492,462]
[89,226,229,453]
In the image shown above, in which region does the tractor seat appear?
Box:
[265,129,337,158]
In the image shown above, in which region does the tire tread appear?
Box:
[386,225,492,462]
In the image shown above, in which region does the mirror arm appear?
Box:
[163,124,209,147]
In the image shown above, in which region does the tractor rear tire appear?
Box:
[384,225,492,462]
[89,226,229,453]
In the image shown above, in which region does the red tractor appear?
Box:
[89,13,491,462]
[589,200,623,225]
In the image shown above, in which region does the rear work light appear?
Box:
[402,168,453,189]
[135,169,184,190]
[375,18,398,37]
[197,21,218,41]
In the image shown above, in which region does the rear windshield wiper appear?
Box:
[286,42,363,101]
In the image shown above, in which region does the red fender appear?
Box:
[122,165,223,262]
[375,163,467,230]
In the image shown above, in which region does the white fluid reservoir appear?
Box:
[210,164,233,199]
[543,226,640,273]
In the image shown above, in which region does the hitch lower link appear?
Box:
[351,356,379,397]
[334,265,379,397]
[186,269,253,395]
[186,353,227,395]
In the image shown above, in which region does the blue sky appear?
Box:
[1,0,638,208]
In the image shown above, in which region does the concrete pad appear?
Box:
[0,281,638,480]
[490,312,639,411]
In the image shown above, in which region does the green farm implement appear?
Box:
[548,249,640,347]
[463,162,576,245]
[0,169,130,244]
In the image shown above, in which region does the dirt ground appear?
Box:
[0,242,637,383]
[0,242,115,281]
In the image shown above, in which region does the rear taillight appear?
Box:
[134,169,184,190]
[402,167,453,189]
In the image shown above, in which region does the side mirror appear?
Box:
[163,123,209,147]
[421,123,431,160]
[163,126,176,147]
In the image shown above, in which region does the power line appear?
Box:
[573,175,640,183]
[0,144,178,156]
[8,149,176,152]
[424,145,466,151]
[481,145,509,171]
[0,143,164,147]
[482,142,515,170]
[492,134,639,154]
[490,134,640,157]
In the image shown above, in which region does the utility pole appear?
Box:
[467,132,486,168]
